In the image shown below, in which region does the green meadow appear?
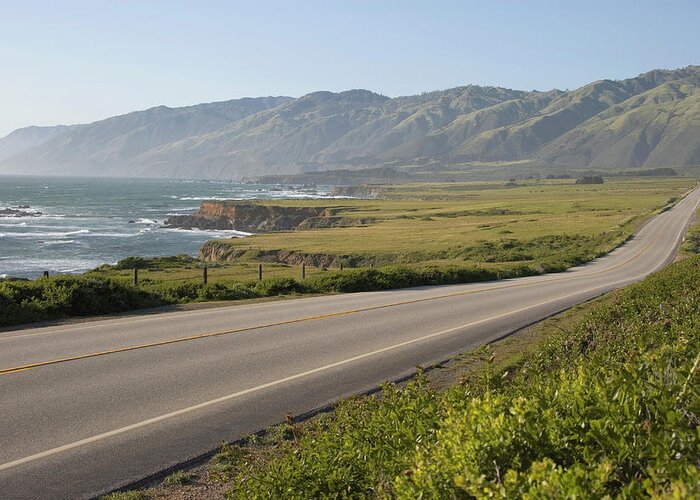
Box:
[122,177,693,276]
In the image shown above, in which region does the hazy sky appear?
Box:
[1,0,698,136]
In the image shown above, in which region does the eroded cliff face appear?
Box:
[329,185,384,199]
[166,201,373,233]
[198,241,373,268]
[166,202,328,232]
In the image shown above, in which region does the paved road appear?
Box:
[1,187,698,499]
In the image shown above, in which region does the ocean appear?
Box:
[0,176,333,279]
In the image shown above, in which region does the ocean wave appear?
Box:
[178,196,241,201]
[0,222,27,227]
[1,229,89,239]
[166,228,251,238]
[136,218,157,224]
[58,267,90,273]
[41,240,77,246]
[86,232,141,238]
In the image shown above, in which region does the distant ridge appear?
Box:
[1,66,699,178]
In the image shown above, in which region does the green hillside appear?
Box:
[1,67,699,178]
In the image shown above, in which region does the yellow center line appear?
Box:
[0,229,662,377]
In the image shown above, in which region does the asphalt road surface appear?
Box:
[1,186,698,499]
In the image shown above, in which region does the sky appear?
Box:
[1,0,698,137]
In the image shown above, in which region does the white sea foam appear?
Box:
[86,232,141,238]
[178,196,242,201]
[1,229,89,239]
[136,218,157,224]
[42,240,77,246]
[167,228,251,238]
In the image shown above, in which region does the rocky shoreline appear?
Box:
[165,201,374,233]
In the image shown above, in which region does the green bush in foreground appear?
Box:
[222,256,700,498]
[0,275,162,326]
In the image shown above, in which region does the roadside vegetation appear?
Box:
[681,207,700,255]
[0,178,693,328]
[110,252,700,499]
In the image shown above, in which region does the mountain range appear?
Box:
[1,66,698,179]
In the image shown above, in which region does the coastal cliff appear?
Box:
[198,242,369,268]
[166,201,373,232]
[330,185,384,199]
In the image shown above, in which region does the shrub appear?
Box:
[0,276,162,326]
[253,277,304,296]
[163,470,194,485]
[196,282,259,302]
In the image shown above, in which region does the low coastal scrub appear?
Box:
[0,264,537,327]
[0,275,162,326]
[200,255,700,498]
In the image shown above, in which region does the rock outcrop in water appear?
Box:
[165,201,373,232]
[0,207,42,217]
[199,242,363,268]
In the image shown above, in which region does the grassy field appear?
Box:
[89,255,328,285]
[106,252,700,500]
[197,178,693,269]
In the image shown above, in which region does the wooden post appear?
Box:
[258,263,263,281]
[301,262,306,279]
[133,268,138,285]
[43,270,49,279]
[340,262,344,271]
[202,266,208,285]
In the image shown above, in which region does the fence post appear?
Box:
[133,268,138,285]
[43,270,49,279]
[301,262,306,279]
[340,262,344,271]
[258,263,263,281]
[203,266,208,285]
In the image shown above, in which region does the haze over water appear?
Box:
[0,176,329,278]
